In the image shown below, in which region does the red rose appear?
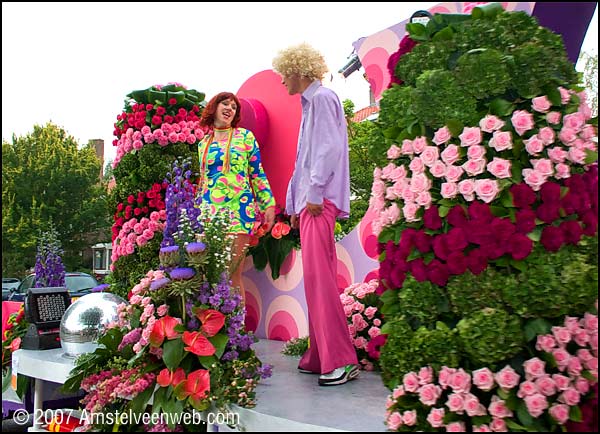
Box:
[466,223,495,246]
[410,258,428,282]
[413,230,432,253]
[446,227,468,251]
[447,205,468,227]
[427,259,449,286]
[467,249,488,275]
[127,195,135,204]
[581,211,598,236]
[515,209,536,234]
[168,97,177,105]
[468,202,493,223]
[509,233,533,260]
[446,251,468,275]
[540,181,561,203]
[398,228,417,258]
[510,183,537,208]
[390,268,406,289]
[540,226,564,252]
[491,217,516,242]
[423,206,442,230]
[432,234,450,260]
[151,115,162,125]
[560,220,583,245]
[536,202,560,224]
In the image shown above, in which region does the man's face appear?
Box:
[281,74,301,95]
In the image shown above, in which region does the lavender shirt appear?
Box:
[285,81,350,218]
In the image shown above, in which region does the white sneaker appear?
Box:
[318,364,359,386]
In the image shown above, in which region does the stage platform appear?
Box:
[226,339,389,432]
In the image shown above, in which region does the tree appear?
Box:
[2,122,111,276]
[579,51,598,117]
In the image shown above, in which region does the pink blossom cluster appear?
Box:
[111,210,166,265]
[113,120,207,168]
[340,279,385,370]
[370,88,597,236]
[384,310,599,432]
[80,366,156,417]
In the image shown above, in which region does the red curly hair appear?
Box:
[200,92,242,128]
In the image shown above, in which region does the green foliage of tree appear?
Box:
[2,123,111,276]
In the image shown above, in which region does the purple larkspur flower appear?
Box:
[91,283,110,293]
[169,267,195,280]
[186,242,206,253]
[150,277,171,291]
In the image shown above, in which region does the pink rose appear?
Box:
[433,126,452,145]
[531,158,553,176]
[441,144,461,165]
[389,165,408,182]
[538,126,556,145]
[430,160,447,178]
[409,157,425,173]
[438,367,457,389]
[458,179,476,201]
[459,127,482,147]
[386,412,403,431]
[445,392,465,413]
[473,368,495,391]
[511,110,535,136]
[445,165,464,183]
[402,410,418,426]
[418,366,434,385]
[559,388,580,406]
[449,369,472,394]
[489,130,513,151]
[446,422,466,432]
[532,95,552,113]
[567,357,583,377]
[462,158,486,176]
[580,124,596,140]
[464,393,487,417]
[552,374,571,391]
[517,380,538,398]
[387,144,402,159]
[536,334,557,352]
[410,173,432,193]
[524,357,546,380]
[392,385,405,399]
[524,393,549,418]
[421,146,440,167]
[574,377,590,394]
[403,372,420,392]
[415,191,432,208]
[419,384,442,406]
[412,136,428,154]
[489,396,513,418]
[479,114,505,132]
[563,112,586,131]
[552,348,571,369]
[558,86,571,104]
[475,179,500,203]
[573,328,589,346]
[567,147,586,164]
[489,418,507,432]
[495,365,520,390]
[441,182,459,199]
[402,202,419,222]
[547,147,568,163]
[549,403,570,425]
[473,424,493,432]
[522,168,547,191]
[582,312,598,333]
[487,157,512,179]
[467,145,486,160]
[547,111,562,124]
[401,139,414,155]
[426,408,445,428]
[524,135,545,155]
[535,375,557,397]
[554,163,571,179]
[559,127,578,144]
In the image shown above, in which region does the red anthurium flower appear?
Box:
[196,309,225,337]
[149,315,180,347]
[185,369,211,408]
[9,337,21,352]
[182,331,216,356]
[157,367,186,388]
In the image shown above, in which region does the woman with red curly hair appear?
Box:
[198,92,275,306]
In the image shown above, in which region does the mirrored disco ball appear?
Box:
[60,292,127,358]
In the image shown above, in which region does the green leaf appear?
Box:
[378,251,387,262]
[439,206,450,218]
[524,318,552,341]
[198,355,217,369]
[432,26,454,41]
[15,373,30,400]
[405,23,429,41]
[127,344,148,367]
[510,258,527,272]
[208,333,229,359]
[516,401,535,427]
[128,381,155,413]
[383,126,401,139]
[249,244,268,271]
[2,368,11,393]
[472,2,504,19]
[149,90,167,105]
[151,384,168,416]
[527,228,542,242]
[584,149,598,164]
[505,419,527,431]
[378,227,395,243]
[446,119,464,137]
[166,91,186,104]
[489,98,515,117]
[569,405,583,422]
[162,338,185,370]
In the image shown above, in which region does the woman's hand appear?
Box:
[264,207,276,232]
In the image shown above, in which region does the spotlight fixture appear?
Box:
[338,54,362,79]
[21,287,71,350]
[410,10,433,26]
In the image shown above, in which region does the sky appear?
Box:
[2,2,598,169]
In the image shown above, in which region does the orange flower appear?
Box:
[156,367,186,388]
[182,331,215,356]
[174,369,210,409]
[196,309,225,337]
[271,222,290,239]
[149,316,180,347]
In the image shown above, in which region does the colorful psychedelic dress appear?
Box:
[197,127,275,234]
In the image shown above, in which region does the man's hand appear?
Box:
[306,201,323,216]
[290,214,299,229]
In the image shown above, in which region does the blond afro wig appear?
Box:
[272,43,329,81]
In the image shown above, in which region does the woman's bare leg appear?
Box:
[230,234,251,306]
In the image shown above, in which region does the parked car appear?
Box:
[8,272,99,302]
[2,277,21,301]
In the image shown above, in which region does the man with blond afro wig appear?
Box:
[273,43,358,386]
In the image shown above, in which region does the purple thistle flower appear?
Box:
[169,267,195,280]
[150,277,171,291]
[160,245,179,254]
[186,242,206,253]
